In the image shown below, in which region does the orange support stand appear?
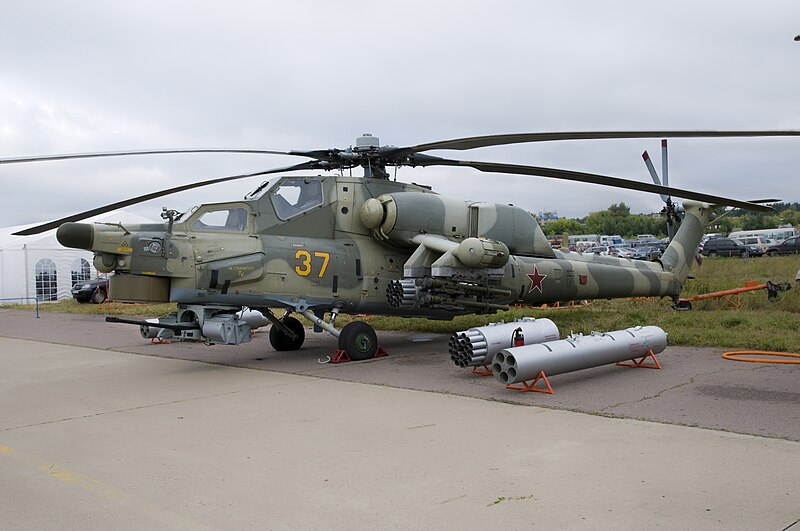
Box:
[616,349,661,369]
[471,365,493,376]
[505,371,554,394]
[678,281,769,309]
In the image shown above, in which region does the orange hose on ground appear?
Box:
[722,351,800,364]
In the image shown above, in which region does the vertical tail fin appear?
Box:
[659,201,716,293]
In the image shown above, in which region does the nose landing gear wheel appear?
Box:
[338,321,378,361]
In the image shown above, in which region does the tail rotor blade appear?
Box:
[661,139,669,188]
[642,150,669,202]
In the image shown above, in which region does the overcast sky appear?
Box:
[1,1,799,229]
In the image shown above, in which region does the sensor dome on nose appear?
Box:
[56,222,94,250]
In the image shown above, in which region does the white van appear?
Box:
[729,227,799,243]
[600,235,624,246]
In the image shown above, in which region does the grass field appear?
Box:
[5,256,799,352]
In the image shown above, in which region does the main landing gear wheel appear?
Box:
[338,321,378,361]
[269,316,306,351]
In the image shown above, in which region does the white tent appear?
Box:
[0,211,158,304]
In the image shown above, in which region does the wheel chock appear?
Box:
[329,350,351,364]
[506,370,554,394]
[329,346,389,364]
[150,337,172,344]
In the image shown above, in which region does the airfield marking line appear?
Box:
[0,442,124,498]
[0,442,212,529]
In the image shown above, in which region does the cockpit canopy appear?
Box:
[262,177,325,220]
[190,207,249,232]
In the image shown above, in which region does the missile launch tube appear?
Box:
[448,318,560,367]
[492,326,668,385]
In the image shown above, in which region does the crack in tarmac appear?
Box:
[597,363,772,414]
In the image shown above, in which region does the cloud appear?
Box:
[1,1,798,228]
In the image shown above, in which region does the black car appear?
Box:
[632,245,664,261]
[701,237,762,257]
[71,277,110,304]
[766,236,800,256]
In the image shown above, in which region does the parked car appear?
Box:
[71,277,110,304]
[633,246,663,261]
[732,236,771,254]
[765,235,800,256]
[701,237,762,257]
[583,245,634,258]
[584,245,613,256]
[612,246,636,258]
[635,234,660,245]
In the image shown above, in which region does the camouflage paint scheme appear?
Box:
[57,173,713,322]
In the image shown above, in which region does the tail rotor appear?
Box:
[642,139,681,240]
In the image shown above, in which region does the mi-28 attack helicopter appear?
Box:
[7,130,799,360]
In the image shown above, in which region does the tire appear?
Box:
[673,300,692,311]
[708,251,717,257]
[91,289,107,304]
[767,250,778,257]
[338,321,378,361]
[269,316,306,351]
[740,251,747,258]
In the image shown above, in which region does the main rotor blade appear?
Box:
[405,130,800,154]
[13,161,315,236]
[747,198,781,204]
[412,155,773,212]
[0,148,299,165]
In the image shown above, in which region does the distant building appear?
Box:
[537,211,559,227]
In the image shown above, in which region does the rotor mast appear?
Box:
[354,133,389,179]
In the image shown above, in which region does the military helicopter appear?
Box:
[7,130,799,360]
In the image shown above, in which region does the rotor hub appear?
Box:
[354,133,380,152]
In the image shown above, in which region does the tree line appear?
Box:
[544,202,800,240]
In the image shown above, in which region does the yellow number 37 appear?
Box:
[294,250,330,278]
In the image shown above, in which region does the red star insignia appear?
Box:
[526,264,547,293]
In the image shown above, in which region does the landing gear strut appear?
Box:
[299,309,380,361]
[265,308,382,360]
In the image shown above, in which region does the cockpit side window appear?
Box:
[270,178,323,220]
[191,207,249,232]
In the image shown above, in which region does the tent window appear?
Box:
[72,258,91,285]
[35,258,58,302]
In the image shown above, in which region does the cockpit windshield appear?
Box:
[190,207,249,232]
[270,178,324,220]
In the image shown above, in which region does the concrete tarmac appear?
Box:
[1,309,800,529]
